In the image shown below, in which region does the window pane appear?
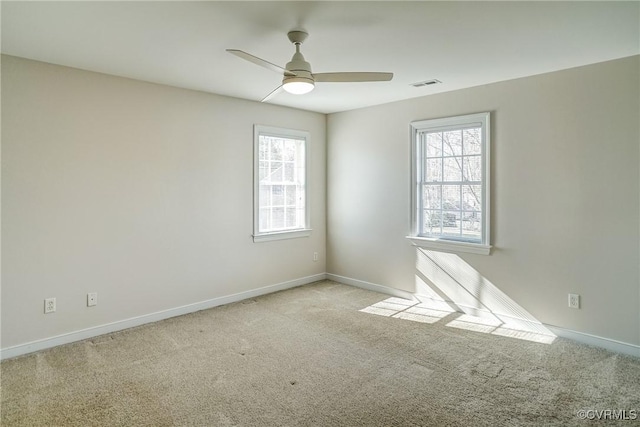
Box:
[462,212,482,241]
[259,139,269,160]
[442,185,461,210]
[443,157,462,182]
[286,208,297,227]
[297,144,305,170]
[442,211,461,235]
[271,139,283,160]
[284,162,294,182]
[423,185,441,209]
[259,161,269,181]
[272,207,285,229]
[423,210,442,234]
[259,185,271,207]
[284,141,296,161]
[463,128,481,155]
[426,158,442,182]
[463,185,482,211]
[426,132,442,157]
[443,130,462,156]
[463,156,482,182]
[272,185,284,206]
[259,207,270,231]
[295,165,305,183]
[270,162,283,182]
[286,185,297,205]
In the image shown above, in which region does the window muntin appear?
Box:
[254,126,310,241]
[410,113,490,253]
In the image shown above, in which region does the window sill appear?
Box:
[406,236,491,255]
[253,229,312,243]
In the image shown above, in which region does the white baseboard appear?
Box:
[326,274,417,300]
[545,325,640,358]
[328,273,640,359]
[0,273,327,360]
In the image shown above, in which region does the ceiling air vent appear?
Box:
[411,79,442,88]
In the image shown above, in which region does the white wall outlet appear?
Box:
[568,293,580,309]
[44,297,56,314]
[87,292,98,307]
[313,252,318,262]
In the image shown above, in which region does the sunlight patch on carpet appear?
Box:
[446,314,556,344]
[360,297,454,324]
[360,297,556,344]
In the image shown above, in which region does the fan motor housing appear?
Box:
[282,72,314,86]
[285,51,314,85]
[286,51,312,72]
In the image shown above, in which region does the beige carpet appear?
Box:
[2,280,639,426]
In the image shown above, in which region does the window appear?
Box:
[408,112,491,255]
[254,125,310,242]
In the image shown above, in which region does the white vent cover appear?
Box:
[411,79,442,87]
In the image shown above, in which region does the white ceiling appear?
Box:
[2,1,639,114]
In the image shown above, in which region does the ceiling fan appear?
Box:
[226,30,393,102]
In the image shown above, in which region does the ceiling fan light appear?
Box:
[282,79,314,95]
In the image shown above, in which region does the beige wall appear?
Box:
[1,55,326,348]
[327,56,640,346]
[3,53,639,353]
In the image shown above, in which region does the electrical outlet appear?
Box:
[568,293,580,309]
[44,298,56,314]
[313,252,318,262]
[87,292,98,307]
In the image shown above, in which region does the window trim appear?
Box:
[408,112,491,255]
[253,125,311,243]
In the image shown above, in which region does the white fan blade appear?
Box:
[226,49,296,76]
[313,72,393,82]
[261,85,283,102]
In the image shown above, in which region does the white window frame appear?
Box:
[407,112,491,255]
[253,125,311,242]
